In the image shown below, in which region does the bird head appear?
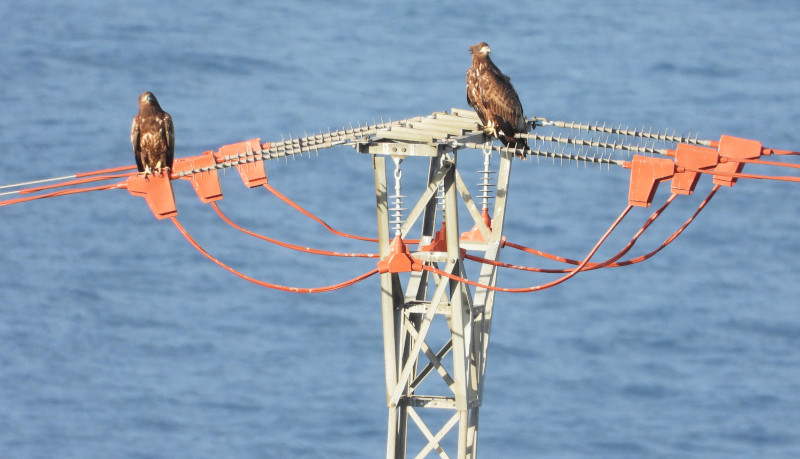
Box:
[470,42,491,56]
[139,91,160,106]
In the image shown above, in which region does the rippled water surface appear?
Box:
[2,1,800,457]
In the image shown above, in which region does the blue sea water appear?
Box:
[2,0,800,457]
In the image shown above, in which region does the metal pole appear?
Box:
[465,148,514,456]
[374,156,407,458]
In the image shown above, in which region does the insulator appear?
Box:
[391,157,405,236]
[477,148,495,210]
[436,183,446,218]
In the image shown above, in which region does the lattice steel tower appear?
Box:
[361,109,512,458]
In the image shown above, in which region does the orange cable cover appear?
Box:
[210,202,378,258]
[262,182,423,245]
[423,204,633,293]
[477,194,678,273]
[0,181,125,207]
[169,216,379,293]
[686,166,800,183]
[19,172,135,194]
[75,164,137,178]
[261,182,429,244]
[498,186,718,271]
[735,157,800,170]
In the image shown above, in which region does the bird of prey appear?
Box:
[466,42,529,158]
[131,91,174,175]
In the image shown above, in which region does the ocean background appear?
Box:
[2,1,800,457]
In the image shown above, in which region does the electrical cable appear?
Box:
[170,216,379,293]
[422,204,633,293]
[210,202,378,258]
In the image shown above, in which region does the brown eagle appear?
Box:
[131,91,174,175]
[466,42,528,158]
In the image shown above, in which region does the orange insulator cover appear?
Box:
[422,222,449,252]
[126,171,177,219]
[218,139,268,188]
[460,208,492,242]
[671,144,720,195]
[378,236,422,273]
[627,155,676,207]
[172,151,223,203]
[713,135,762,187]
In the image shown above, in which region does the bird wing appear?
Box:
[466,66,487,125]
[478,69,526,134]
[162,112,175,169]
[131,115,144,172]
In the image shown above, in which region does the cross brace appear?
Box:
[372,133,514,458]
